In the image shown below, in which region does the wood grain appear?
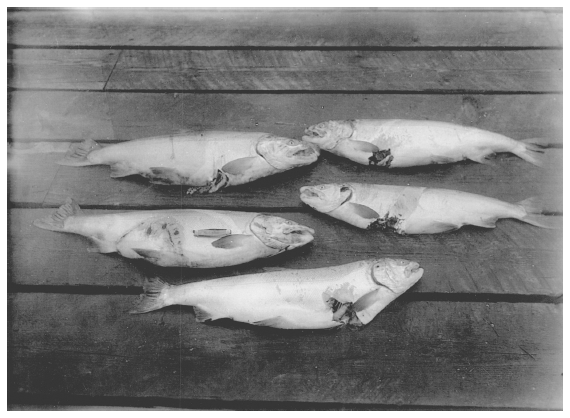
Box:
[9,208,562,297]
[9,49,562,92]
[8,149,563,213]
[9,91,563,144]
[7,9,562,48]
[8,294,563,408]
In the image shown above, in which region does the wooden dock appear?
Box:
[7,8,563,410]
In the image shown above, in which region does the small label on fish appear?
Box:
[193,229,232,237]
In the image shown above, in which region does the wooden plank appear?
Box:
[7,9,562,48]
[9,91,563,144]
[9,209,562,297]
[8,294,563,408]
[9,49,562,92]
[8,49,120,90]
[8,148,563,213]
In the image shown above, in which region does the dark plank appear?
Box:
[8,294,563,408]
[9,209,562,297]
[8,49,119,90]
[8,91,563,144]
[7,9,562,48]
[8,148,563,214]
[9,49,562,92]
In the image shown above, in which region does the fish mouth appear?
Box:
[405,262,423,278]
[289,143,320,160]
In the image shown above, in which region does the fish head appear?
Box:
[299,183,352,213]
[250,215,315,251]
[302,120,354,150]
[371,258,424,294]
[256,136,320,170]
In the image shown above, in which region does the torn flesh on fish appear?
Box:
[130,258,424,330]
[299,183,559,234]
[33,198,315,268]
[57,132,320,193]
[302,119,548,168]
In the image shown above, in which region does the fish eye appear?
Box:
[318,185,326,190]
[287,140,296,146]
[318,123,324,129]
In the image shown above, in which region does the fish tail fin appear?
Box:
[517,197,560,229]
[33,197,82,231]
[130,277,172,314]
[58,139,102,166]
[512,139,549,167]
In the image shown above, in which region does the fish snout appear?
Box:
[404,261,421,278]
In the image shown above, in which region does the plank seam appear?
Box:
[7,285,563,303]
[6,392,562,411]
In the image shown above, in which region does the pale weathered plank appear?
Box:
[9,209,562,297]
[8,294,563,408]
[9,49,563,92]
[8,49,120,90]
[8,91,563,144]
[7,9,562,48]
[7,148,563,213]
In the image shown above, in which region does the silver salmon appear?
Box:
[34,198,315,268]
[58,132,320,194]
[302,119,546,168]
[131,258,423,329]
[300,183,557,234]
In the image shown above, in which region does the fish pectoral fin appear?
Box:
[350,140,380,153]
[211,234,253,249]
[110,163,138,178]
[430,154,458,164]
[253,316,299,329]
[87,237,117,253]
[346,203,381,220]
[353,289,382,312]
[221,157,260,176]
[131,248,188,267]
[193,229,232,237]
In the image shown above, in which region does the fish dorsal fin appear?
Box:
[349,140,380,153]
[221,157,261,176]
[346,202,380,220]
[193,229,231,237]
[131,248,189,267]
[211,234,253,249]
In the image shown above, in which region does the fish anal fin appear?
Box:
[131,248,188,267]
[211,234,253,249]
[404,220,459,234]
[469,154,497,167]
[254,316,298,329]
[193,306,218,322]
[221,157,260,176]
[346,202,380,220]
[87,237,116,253]
[148,167,189,185]
[110,163,138,178]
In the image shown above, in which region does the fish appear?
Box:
[58,131,320,194]
[130,258,424,330]
[33,198,315,268]
[302,119,546,168]
[299,183,558,234]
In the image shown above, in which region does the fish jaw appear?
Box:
[302,120,354,151]
[256,137,320,170]
[372,258,424,294]
[249,215,315,251]
[299,184,351,213]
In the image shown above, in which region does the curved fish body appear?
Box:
[34,198,315,268]
[131,258,423,329]
[303,119,545,168]
[58,131,320,194]
[300,183,556,234]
